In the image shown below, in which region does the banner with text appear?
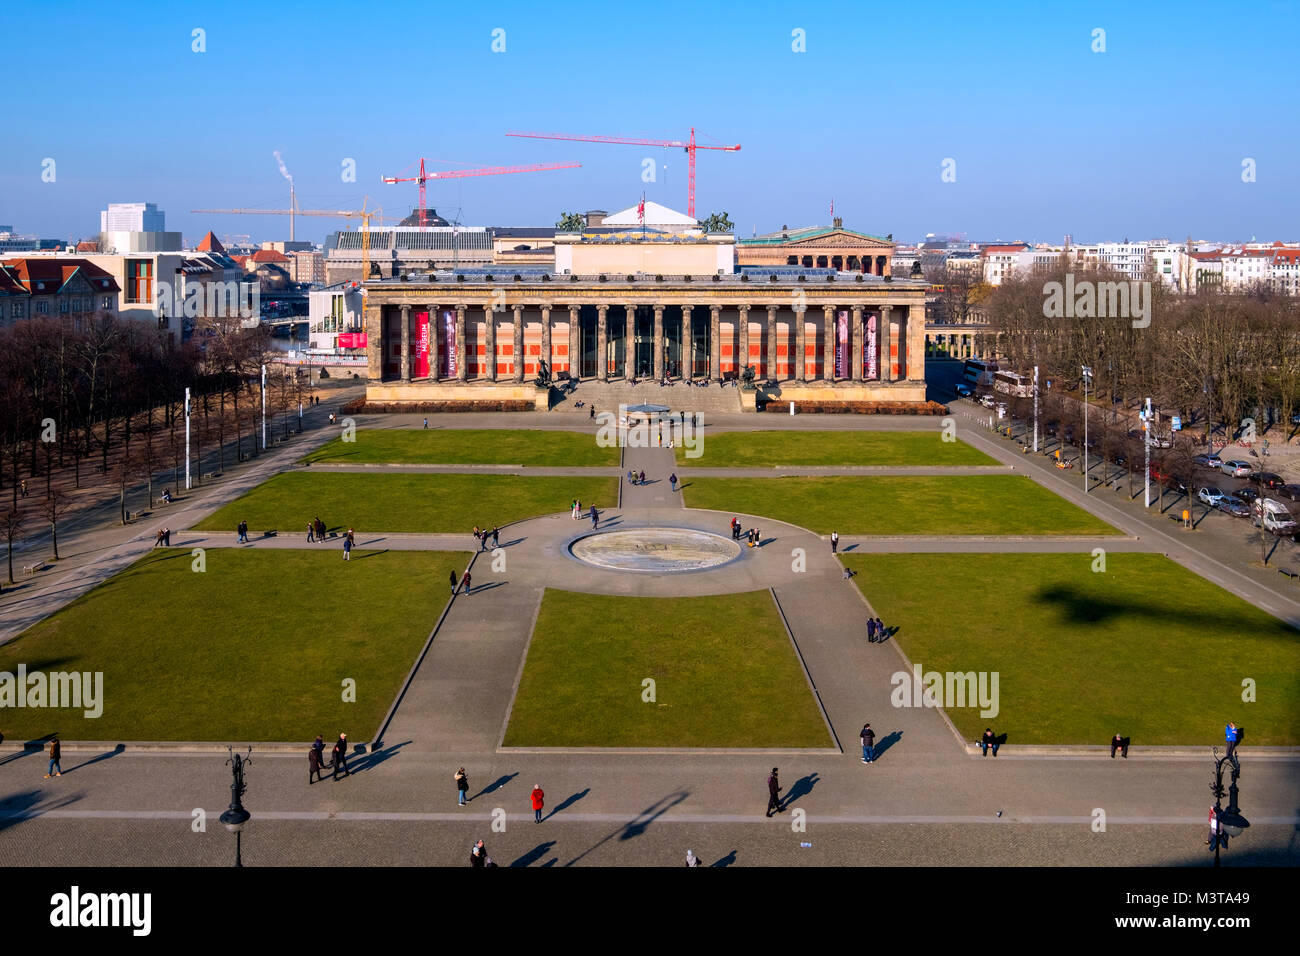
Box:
[866,313,878,380]
[441,309,457,379]
[414,311,431,378]
[836,310,849,378]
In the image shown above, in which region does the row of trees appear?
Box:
[0,311,299,583]
[980,265,1300,440]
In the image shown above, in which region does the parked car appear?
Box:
[1217,495,1251,517]
[1276,484,1300,502]
[1192,453,1223,468]
[953,383,972,398]
[979,394,996,408]
[1234,487,1262,505]
[1164,476,1188,494]
[1198,487,1226,506]
[1250,471,1285,489]
[1220,459,1252,478]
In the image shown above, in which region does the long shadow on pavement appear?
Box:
[472,773,518,800]
[0,789,82,835]
[63,744,126,775]
[544,788,590,821]
[712,850,738,868]
[510,841,557,867]
[353,740,411,772]
[780,772,820,810]
[565,789,689,866]
[873,731,903,760]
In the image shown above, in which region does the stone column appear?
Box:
[851,305,863,381]
[709,305,721,381]
[653,304,664,380]
[795,306,806,382]
[568,306,580,379]
[681,305,692,379]
[540,305,552,378]
[455,306,467,382]
[400,304,411,381]
[513,305,524,383]
[766,304,778,381]
[366,304,383,381]
[625,305,636,379]
[596,305,608,381]
[880,305,894,381]
[822,305,835,381]
[485,305,497,381]
[738,304,750,377]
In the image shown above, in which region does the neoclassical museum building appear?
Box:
[361,202,928,410]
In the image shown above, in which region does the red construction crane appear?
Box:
[381,158,581,228]
[506,128,740,218]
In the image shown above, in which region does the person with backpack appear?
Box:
[455,768,470,806]
[860,723,876,764]
[669,473,678,493]
[308,744,324,784]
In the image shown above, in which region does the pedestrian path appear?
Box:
[620,444,680,509]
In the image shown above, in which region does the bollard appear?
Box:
[789,401,795,416]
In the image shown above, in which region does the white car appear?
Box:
[979,394,996,408]
[1220,459,1252,478]
[1198,486,1226,506]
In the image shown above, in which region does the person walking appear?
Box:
[685,849,701,867]
[867,618,878,643]
[1225,721,1240,760]
[638,470,645,486]
[163,528,171,547]
[589,405,596,420]
[449,570,459,596]
[423,417,429,429]
[669,473,678,493]
[874,617,886,639]
[155,528,166,548]
[44,737,61,778]
[530,784,545,823]
[460,570,471,596]
[765,768,781,817]
[491,527,499,549]
[237,520,248,544]
[343,535,352,561]
[332,733,350,778]
[307,521,315,543]
[590,506,599,529]
[830,531,839,554]
[472,524,482,549]
[860,723,876,763]
[308,744,324,784]
[455,767,470,806]
[21,479,28,498]
[731,517,740,540]
[1110,733,1129,758]
[470,839,487,867]
[981,728,999,757]
[312,734,327,772]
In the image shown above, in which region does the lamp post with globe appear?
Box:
[219,747,252,867]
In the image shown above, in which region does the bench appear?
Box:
[22,561,44,574]
[1278,568,1299,582]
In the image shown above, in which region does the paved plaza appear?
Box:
[1,405,1297,867]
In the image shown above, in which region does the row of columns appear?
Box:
[391,302,916,383]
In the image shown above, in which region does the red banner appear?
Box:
[338,332,367,349]
[414,311,430,378]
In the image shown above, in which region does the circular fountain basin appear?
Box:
[569,527,741,572]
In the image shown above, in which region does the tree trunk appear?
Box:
[50,516,59,561]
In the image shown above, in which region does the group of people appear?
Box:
[152,527,172,548]
[866,617,887,642]
[570,499,600,527]
[236,520,249,543]
[729,516,761,548]
[451,569,472,596]
[471,525,500,551]
[627,470,647,486]
[306,516,328,542]
[307,733,351,783]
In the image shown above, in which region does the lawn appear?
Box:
[677,430,996,467]
[305,428,619,467]
[0,549,473,742]
[195,472,618,534]
[681,475,1119,535]
[503,589,832,748]
[842,552,1300,745]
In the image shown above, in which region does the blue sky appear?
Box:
[3,0,1297,246]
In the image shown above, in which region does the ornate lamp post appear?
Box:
[1209,747,1249,867]
[219,747,252,867]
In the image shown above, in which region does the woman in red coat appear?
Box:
[530,785,545,824]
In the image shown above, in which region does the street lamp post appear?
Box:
[219,747,252,867]
[1081,366,1093,493]
[1209,747,1249,867]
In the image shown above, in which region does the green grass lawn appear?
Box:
[503,590,831,748]
[0,549,473,742]
[842,552,1300,745]
[195,472,619,534]
[305,428,619,466]
[681,475,1119,535]
[677,430,996,467]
